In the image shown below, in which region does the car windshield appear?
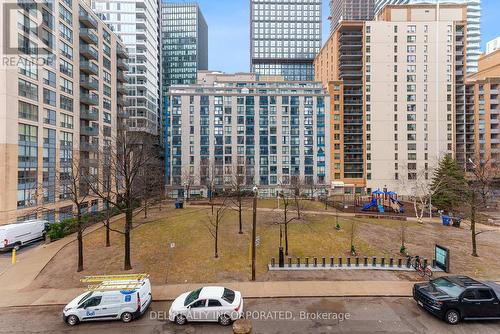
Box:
[222,288,235,303]
[184,288,202,306]
[431,278,464,298]
[77,292,93,305]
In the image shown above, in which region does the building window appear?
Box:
[18,101,38,121]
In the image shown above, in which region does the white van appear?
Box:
[0,220,48,251]
[63,274,152,326]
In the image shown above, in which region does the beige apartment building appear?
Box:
[466,49,500,167]
[315,4,468,195]
[0,0,128,224]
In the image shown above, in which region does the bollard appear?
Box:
[389,258,394,267]
[297,257,301,268]
[372,257,377,267]
[338,257,343,267]
[11,248,16,265]
[406,257,411,268]
[432,259,436,268]
[330,257,334,267]
[271,258,275,267]
[398,258,402,268]
[305,257,309,267]
[355,257,360,267]
[288,257,292,268]
[322,257,326,267]
[347,257,351,267]
[364,257,368,267]
[423,258,428,268]
[381,257,385,267]
[313,257,318,267]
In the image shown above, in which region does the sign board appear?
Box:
[170,243,175,248]
[435,244,450,273]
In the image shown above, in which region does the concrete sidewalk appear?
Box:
[0,280,417,308]
[0,214,124,291]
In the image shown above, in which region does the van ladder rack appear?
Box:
[80,273,149,283]
[86,282,144,291]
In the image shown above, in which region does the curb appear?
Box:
[0,294,415,309]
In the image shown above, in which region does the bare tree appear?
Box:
[207,196,229,258]
[349,219,357,255]
[398,164,441,223]
[59,154,91,272]
[463,158,499,257]
[229,173,247,234]
[88,132,157,270]
[136,156,164,219]
[275,177,305,256]
[180,166,197,202]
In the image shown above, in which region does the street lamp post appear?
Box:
[252,186,258,281]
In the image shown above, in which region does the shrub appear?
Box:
[47,218,77,240]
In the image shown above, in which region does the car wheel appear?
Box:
[175,315,187,325]
[121,312,133,323]
[66,315,79,326]
[445,309,460,325]
[218,314,232,326]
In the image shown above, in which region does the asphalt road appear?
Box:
[0,297,499,333]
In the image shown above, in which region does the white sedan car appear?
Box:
[169,286,244,326]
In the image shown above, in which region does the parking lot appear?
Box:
[1,297,499,333]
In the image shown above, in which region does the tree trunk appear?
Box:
[471,192,478,257]
[144,199,148,218]
[105,220,110,247]
[124,208,132,270]
[238,199,243,234]
[284,223,289,256]
[77,211,83,272]
[215,212,219,258]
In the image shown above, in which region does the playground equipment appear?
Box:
[362,189,404,213]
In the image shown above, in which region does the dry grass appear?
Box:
[30,203,500,289]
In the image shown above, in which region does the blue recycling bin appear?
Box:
[442,215,451,226]
[175,201,184,209]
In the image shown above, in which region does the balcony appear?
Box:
[80,141,99,152]
[80,60,99,75]
[79,75,98,90]
[79,8,98,29]
[117,59,128,70]
[117,97,127,106]
[80,107,99,121]
[80,125,99,136]
[117,84,127,94]
[80,28,98,45]
[79,44,98,60]
[81,158,99,167]
[117,45,128,59]
[117,72,127,82]
[80,92,99,105]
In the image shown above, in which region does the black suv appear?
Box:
[413,276,500,324]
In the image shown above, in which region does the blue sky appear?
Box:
[187,0,500,73]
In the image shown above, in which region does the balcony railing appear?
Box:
[80,125,99,136]
[80,92,99,106]
[80,28,98,45]
[79,75,99,90]
[79,44,98,60]
[80,60,99,75]
[80,107,99,121]
[79,8,98,29]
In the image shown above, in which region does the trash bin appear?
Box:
[442,215,451,226]
[175,201,184,209]
[452,217,461,228]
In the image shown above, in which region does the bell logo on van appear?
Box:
[86,309,96,317]
[124,295,131,302]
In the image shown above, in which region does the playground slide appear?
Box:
[362,198,378,211]
[389,197,405,213]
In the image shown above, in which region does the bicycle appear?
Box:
[407,255,433,278]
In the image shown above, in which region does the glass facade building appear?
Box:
[250,0,322,81]
[167,72,330,198]
[91,0,161,136]
[329,0,375,32]
[161,3,208,92]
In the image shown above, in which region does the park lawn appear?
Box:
[30,204,500,289]
[257,198,331,211]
